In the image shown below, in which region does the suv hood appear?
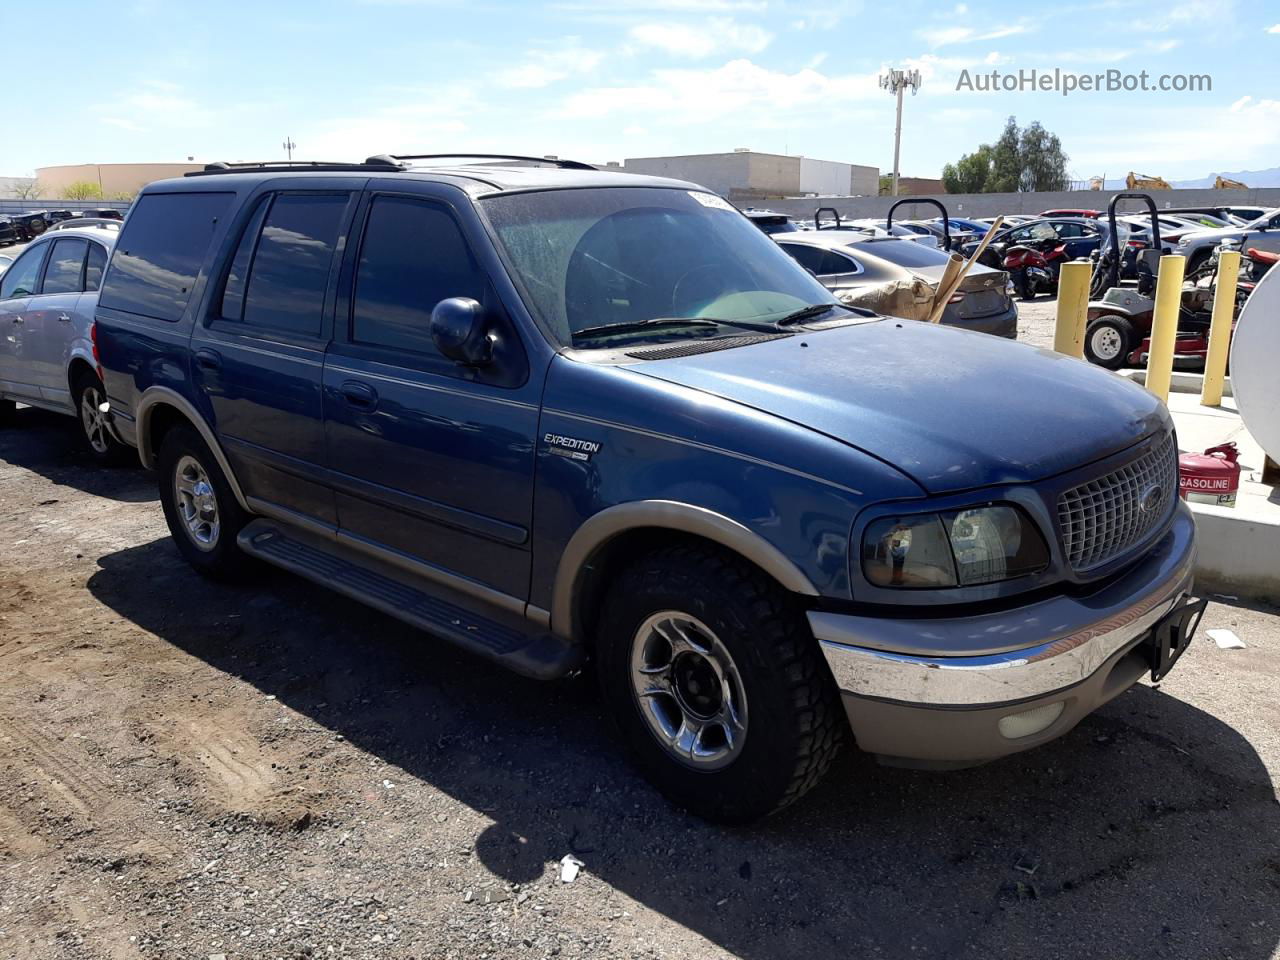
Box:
[630,319,1167,494]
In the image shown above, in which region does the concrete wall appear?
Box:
[799,158,850,196]
[0,198,131,216]
[849,164,879,197]
[35,163,202,199]
[762,187,1280,221]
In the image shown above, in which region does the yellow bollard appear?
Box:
[1053,261,1092,358]
[1145,254,1185,403]
[1201,249,1240,407]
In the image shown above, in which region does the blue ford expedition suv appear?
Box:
[95,155,1200,822]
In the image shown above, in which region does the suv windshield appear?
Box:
[482,187,840,346]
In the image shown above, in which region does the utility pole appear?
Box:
[282,137,296,161]
[879,69,921,197]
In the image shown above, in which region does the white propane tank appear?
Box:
[1229,265,1280,465]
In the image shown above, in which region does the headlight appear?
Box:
[862,505,1048,588]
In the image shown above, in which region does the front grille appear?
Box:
[1057,433,1177,572]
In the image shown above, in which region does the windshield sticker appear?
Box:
[689,192,736,212]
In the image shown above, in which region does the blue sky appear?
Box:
[2,0,1276,181]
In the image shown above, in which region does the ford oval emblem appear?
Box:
[1139,484,1163,513]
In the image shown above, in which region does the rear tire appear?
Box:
[0,398,15,426]
[1085,315,1136,370]
[596,543,845,823]
[157,425,253,580]
[73,372,131,464]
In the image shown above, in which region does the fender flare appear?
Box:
[550,500,819,639]
[135,387,250,511]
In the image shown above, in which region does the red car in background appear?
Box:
[1039,208,1101,218]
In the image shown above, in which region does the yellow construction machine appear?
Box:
[1214,175,1248,189]
[1125,171,1172,190]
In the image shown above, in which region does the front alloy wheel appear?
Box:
[629,612,748,770]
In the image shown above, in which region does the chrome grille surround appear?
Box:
[1057,433,1177,572]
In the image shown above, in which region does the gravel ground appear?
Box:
[1,294,1278,960]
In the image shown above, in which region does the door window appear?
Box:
[351,196,488,356]
[218,196,272,322]
[779,243,827,276]
[0,244,48,299]
[235,193,346,337]
[84,242,108,292]
[42,238,88,294]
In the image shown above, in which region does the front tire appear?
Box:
[157,425,252,579]
[597,544,845,823]
[74,373,130,464]
[1085,315,1136,370]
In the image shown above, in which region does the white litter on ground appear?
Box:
[559,854,584,883]
[1207,628,1246,650]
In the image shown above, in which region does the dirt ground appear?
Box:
[1,318,1279,960]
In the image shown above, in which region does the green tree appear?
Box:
[61,181,105,200]
[942,143,993,194]
[943,116,1070,194]
[1018,121,1070,191]
[878,174,894,196]
[987,116,1023,193]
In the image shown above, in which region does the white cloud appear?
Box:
[554,0,766,10]
[1268,23,1280,33]
[301,89,476,159]
[784,0,864,31]
[493,40,604,88]
[919,23,1031,48]
[628,18,772,58]
[561,58,881,124]
[94,81,214,133]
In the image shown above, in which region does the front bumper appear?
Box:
[810,502,1196,765]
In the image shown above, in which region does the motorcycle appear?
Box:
[1003,241,1065,300]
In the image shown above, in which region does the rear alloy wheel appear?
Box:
[74,374,130,464]
[1084,315,1136,370]
[158,425,253,579]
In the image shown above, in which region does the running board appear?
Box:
[236,519,581,680]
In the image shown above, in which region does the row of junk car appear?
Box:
[745,195,1278,369]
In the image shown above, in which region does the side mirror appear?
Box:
[431,297,493,366]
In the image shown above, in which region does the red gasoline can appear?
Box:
[1179,443,1241,507]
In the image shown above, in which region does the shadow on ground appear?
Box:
[0,406,154,502]
[88,538,1280,960]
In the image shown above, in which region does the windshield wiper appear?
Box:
[775,302,850,327]
[571,317,722,340]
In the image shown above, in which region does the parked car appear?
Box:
[0,253,12,274]
[775,231,1017,337]
[977,215,1034,227]
[73,208,125,221]
[0,217,18,246]
[0,225,125,459]
[967,217,1102,266]
[1175,208,1280,274]
[1039,207,1101,218]
[837,218,940,246]
[11,212,49,241]
[95,156,1199,822]
[742,209,801,235]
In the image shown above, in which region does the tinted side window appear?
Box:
[778,243,826,275]
[239,194,346,337]
[0,244,48,299]
[219,196,271,322]
[351,196,487,354]
[42,238,88,294]
[820,250,860,274]
[100,192,232,321]
[84,242,108,292]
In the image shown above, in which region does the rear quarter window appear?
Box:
[100,192,233,321]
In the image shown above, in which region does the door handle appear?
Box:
[339,380,378,409]
[58,313,72,322]
[193,349,222,371]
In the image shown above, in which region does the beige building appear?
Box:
[34,163,202,199]
[623,150,879,202]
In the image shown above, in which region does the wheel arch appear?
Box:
[551,501,820,643]
[135,387,250,511]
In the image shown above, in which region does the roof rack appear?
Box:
[366,153,597,172]
[185,159,401,177]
